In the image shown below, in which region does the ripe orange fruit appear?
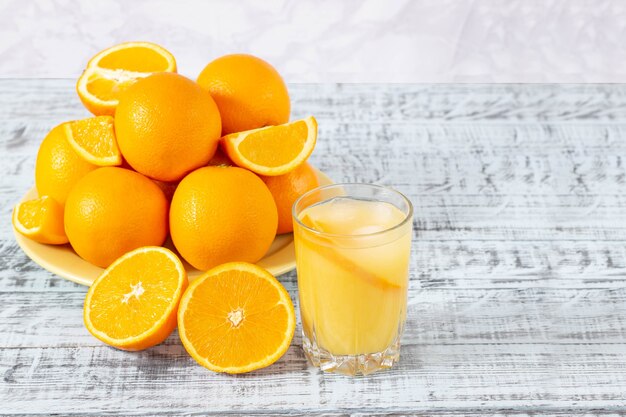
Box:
[170,166,277,271]
[178,262,295,373]
[35,123,98,207]
[197,54,290,135]
[261,162,320,234]
[65,115,121,166]
[76,42,177,116]
[115,72,222,182]
[221,116,317,176]
[84,246,188,351]
[64,167,169,268]
[13,195,68,245]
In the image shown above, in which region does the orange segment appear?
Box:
[13,195,68,245]
[76,42,177,116]
[65,116,121,166]
[94,44,173,72]
[297,202,409,290]
[178,262,295,374]
[221,116,317,176]
[80,68,140,102]
[296,232,403,291]
[83,246,188,351]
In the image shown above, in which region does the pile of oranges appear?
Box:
[13,42,322,374]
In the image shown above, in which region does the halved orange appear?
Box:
[83,246,188,351]
[76,42,177,116]
[65,116,121,166]
[178,262,295,374]
[221,116,317,176]
[13,195,68,245]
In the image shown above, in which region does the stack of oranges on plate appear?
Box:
[12,42,323,374]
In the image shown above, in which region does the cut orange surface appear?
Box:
[83,246,188,351]
[76,42,177,116]
[178,262,295,374]
[221,116,317,176]
[13,195,68,245]
[65,116,121,166]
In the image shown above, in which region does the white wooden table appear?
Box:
[1,81,625,416]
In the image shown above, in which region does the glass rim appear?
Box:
[292,182,414,239]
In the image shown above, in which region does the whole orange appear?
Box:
[170,166,278,270]
[197,54,290,135]
[35,123,98,206]
[115,72,222,182]
[261,162,319,234]
[64,167,169,268]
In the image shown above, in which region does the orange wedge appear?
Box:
[76,42,177,116]
[65,116,121,166]
[13,195,68,245]
[178,262,295,374]
[83,246,188,351]
[221,116,317,176]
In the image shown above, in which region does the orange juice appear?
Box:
[293,185,412,375]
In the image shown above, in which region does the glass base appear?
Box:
[302,331,401,376]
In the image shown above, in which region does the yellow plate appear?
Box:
[13,167,332,287]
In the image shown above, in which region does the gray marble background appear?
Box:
[1,0,625,82]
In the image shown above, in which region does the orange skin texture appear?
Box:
[115,73,222,182]
[64,167,169,268]
[197,54,290,135]
[261,162,319,234]
[177,262,295,374]
[35,123,98,206]
[170,166,278,271]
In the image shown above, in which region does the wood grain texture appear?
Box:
[1,81,626,416]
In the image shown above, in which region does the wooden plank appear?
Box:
[2,239,626,293]
[1,288,625,348]
[1,343,626,415]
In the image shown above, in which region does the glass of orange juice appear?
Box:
[292,183,413,375]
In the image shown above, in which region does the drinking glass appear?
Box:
[292,183,413,375]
